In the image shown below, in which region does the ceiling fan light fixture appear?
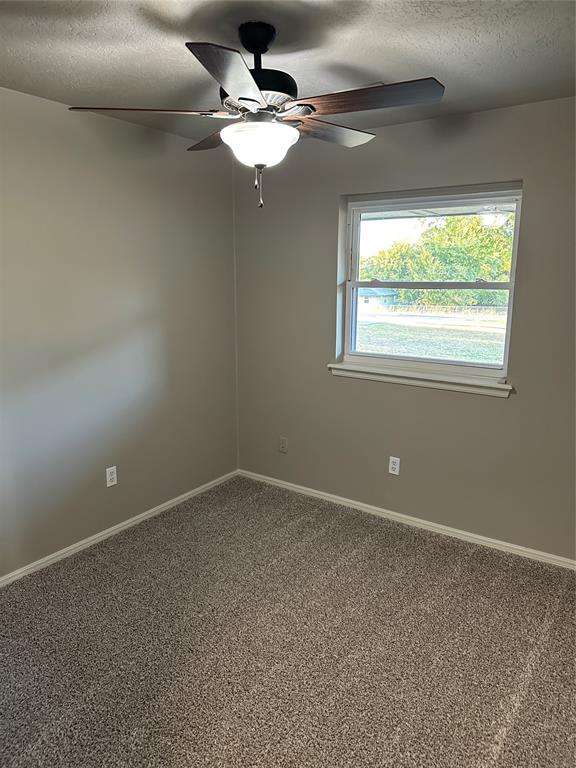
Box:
[220,121,299,168]
[69,23,445,207]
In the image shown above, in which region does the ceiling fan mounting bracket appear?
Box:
[238,21,276,61]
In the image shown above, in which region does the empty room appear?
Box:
[1,1,574,766]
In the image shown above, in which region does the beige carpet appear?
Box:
[1,476,575,767]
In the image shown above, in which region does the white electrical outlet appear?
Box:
[389,456,400,475]
[106,466,117,487]
[279,436,288,454]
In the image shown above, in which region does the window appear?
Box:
[330,187,522,396]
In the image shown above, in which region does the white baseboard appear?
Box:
[3,467,573,588]
[238,470,576,571]
[0,470,239,589]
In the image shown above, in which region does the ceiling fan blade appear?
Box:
[292,117,375,147]
[69,107,236,118]
[186,131,223,151]
[186,42,267,109]
[285,77,445,116]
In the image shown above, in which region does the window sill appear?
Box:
[327,362,513,398]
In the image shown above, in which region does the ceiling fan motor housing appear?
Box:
[220,68,298,110]
[220,21,298,110]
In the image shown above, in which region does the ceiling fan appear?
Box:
[70,22,445,206]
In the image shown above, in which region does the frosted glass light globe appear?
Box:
[221,121,299,168]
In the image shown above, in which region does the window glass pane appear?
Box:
[353,288,509,366]
[358,208,516,283]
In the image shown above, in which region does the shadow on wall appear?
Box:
[1,238,232,574]
[1,324,163,568]
[0,318,155,573]
[1,204,234,572]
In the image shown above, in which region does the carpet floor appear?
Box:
[1,476,575,767]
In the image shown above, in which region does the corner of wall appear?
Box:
[231,160,241,470]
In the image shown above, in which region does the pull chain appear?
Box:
[254,164,265,208]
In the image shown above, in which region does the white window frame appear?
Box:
[329,187,522,397]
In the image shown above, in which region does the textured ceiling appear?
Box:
[0,0,574,141]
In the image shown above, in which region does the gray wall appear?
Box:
[235,97,575,559]
[1,92,573,576]
[0,88,237,575]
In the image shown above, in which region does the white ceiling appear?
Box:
[1,0,574,141]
